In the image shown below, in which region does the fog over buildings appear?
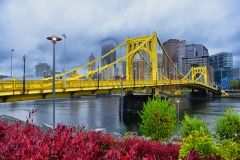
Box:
[0,1,239,79]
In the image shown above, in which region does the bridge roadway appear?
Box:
[0,79,217,102]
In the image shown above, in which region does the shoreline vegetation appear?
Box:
[1,97,240,159]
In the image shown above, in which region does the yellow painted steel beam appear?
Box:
[0,32,218,102]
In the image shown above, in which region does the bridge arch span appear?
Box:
[126,32,158,81]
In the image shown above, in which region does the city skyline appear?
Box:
[0,0,239,78]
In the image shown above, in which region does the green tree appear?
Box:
[214,107,240,142]
[180,113,210,138]
[230,79,239,90]
[138,97,176,141]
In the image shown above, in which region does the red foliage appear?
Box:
[0,109,180,159]
[0,124,5,142]
[183,149,221,160]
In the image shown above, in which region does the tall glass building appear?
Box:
[209,52,233,86]
[101,38,116,67]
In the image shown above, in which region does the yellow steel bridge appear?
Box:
[0,32,217,102]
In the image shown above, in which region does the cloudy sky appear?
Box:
[0,0,239,78]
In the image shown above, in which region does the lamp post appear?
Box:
[47,36,62,129]
[176,100,180,135]
[62,34,67,89]
[23,55,26,92]
[120,74,124,135]
[11,49,14,77]
[98,65,100,88]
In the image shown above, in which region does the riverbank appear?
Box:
[221,96,240,98]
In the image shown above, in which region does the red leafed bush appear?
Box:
[0,110,180,159]
[183,149,221,160]
[108,138,180,159]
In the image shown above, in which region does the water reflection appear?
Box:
[0,96,239,135]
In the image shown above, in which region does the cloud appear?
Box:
[0,0,239,77]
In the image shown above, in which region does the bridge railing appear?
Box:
[0,78,217,95]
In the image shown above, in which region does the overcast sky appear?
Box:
[0,0,239,78]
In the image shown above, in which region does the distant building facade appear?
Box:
[232,68,240,78]
[163,39,179,64]
[88,53,97,79]
[163,39,210,79]
[133,59,144,80]
[122,61,126,76]
[182,56,211,81]
[88,53,96,71]
[101,38,116,67]
[35,63,50,77]
[209,52,233,85]
[163,39,179,74]
[185,44,209,58]
[177,40,188,72]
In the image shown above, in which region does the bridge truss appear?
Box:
[0,32,217,102]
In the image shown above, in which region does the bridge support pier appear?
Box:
[189,89,214,100]
[126,91,133,96]
[151,88,160,96]
[120,95,152,114]
[212,89,221,99]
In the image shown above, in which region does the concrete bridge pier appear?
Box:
[151,88,160,96]
[119,88,167,114]
[120,94,153,113]
[189,89,214,100]
[212,89,222,99]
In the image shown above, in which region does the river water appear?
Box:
[0,96,239,134]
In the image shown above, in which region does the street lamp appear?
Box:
[120,74,124,135]
[176,100,180,134]
[11,49,14,77]
[62,34,67,89]
[23,55,26,92]
[47,35,62,129]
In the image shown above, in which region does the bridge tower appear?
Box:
[125,32,158,81]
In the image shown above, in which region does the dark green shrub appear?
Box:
[180,113,210,138]
[138,97,177,141]
[214,107,240,142]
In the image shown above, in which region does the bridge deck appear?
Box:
[0,79,217,102]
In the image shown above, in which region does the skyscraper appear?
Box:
[177,40,188,72]
[88,53,96,71]
[35,63,50,77]
[209,52,233,85]
[88,53,97,79]
[101,38,116,67]
[185,44,209,58]
[163,39,179,64]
